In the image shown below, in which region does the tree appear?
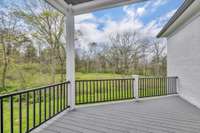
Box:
[0,10,29,91]
[15,0,66,82]
[150,39,166,76]
[24,43,37,63]
[106,31,145,74]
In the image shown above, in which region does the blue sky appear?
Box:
[75,0,183,47]
[93,0,183,28]
[0,0,183,30]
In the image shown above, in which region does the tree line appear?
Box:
[0,0,166,92]
[76,32,166,75]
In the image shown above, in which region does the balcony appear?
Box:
[2,76,198,133]
[0,0,199,132]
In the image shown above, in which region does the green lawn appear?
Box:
[1,72,126,94]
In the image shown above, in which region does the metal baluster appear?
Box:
[109,80,111,101]
[103,80,105,101]
[60,84,62,111]
[93,81,95,103]
[44,89,47,120]
[66,83,69,107]
[19,95,22,133]
[80,81,82,104]
[63,83,66,108]
[119,79,121,99]
[121,79,123,99]
[97,81,99,102]
[144,78,147,97]
[126,80,128,99]
[75,82,77,104]
[33,91,36,128]
[102,80,104,101]
[57,85,59,113]
[53,86,55,115]
[86,81,88,103]
[10,96,13,133]
[39,90,42,124]
[113,80,115,100]
[115,80,117,100]
[82,81,86,103]
[116,80,118,100]
[100,80,102,102]
[122,79,126,99]
[106,80,110,101]
[26,92,29,132]
[77,81,79,104]
[49,87,51,118]
[90,81,92,103]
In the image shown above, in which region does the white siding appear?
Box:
[167,11,200,108]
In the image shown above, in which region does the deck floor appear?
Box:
[36,96,200,133]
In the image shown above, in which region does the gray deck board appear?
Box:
[36,96,200,133]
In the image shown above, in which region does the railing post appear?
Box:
[176,77,180,94]
[132,75,139,100]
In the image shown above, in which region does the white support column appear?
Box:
[65,8,75,110]
[132,75,139,100]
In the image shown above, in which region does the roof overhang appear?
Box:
[64,0,93,5]
[157,0,200,38]
[45,0,147,15]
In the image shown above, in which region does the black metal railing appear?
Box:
[139,77,177,98]
[0,81,70,133]
[75,78,134,105]
[0,76,178,132]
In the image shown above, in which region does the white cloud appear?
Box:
[156,9,176,27]
[75,13,96,23]
[141,9,176,37]
[75,13,105,49]
[127,0,169,16]
[153,0,168,7]
[74,0,175,49]
[137,7,145,16]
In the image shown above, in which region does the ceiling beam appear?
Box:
[72,0,148,15]
[45,0,70,14]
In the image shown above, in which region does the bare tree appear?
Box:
[105,31,145,74]
[150,39,166,75]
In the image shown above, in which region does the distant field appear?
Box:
[76,72,128,80]
[0,72,127,94]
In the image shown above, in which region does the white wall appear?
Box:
[167,11,200,108]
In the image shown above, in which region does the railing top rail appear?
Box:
[0,81,70,99]
[75,78,135,82]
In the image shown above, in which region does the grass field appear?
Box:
[0,72,126,94]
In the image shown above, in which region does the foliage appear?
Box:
[0,0,166,93]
